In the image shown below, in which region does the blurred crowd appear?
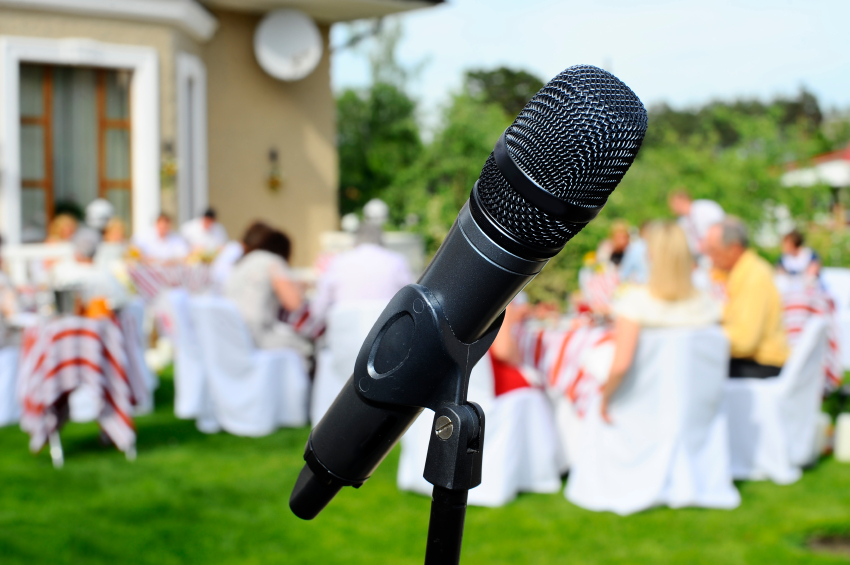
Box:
[0,198,415,365]
[0,187,832,402]
[490,188,833,423]
[0,187,840,512]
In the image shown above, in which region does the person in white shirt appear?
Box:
[52,229,129,312]
[668,189,725,256]
[777,229,820,278]
[133,213,190,263]
[180,208,228,253]
[310,223,414,325]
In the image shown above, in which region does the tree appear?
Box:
[337,83,421,215]
[335,18,422,215]
[464,67,544,118]
[384,93,512,250]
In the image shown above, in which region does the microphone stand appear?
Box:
[350,284,502,564]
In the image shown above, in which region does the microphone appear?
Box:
[290,65,647,521]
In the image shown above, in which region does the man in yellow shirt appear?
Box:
[704,218,790,378]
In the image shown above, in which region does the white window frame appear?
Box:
[176,52,208,224]
[0,36,160,243]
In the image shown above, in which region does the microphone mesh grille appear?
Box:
[477,65,647,249]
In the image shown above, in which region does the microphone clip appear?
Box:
[353,283,503,492]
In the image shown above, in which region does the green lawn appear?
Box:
[2,372,850,564]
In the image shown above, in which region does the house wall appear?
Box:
[0,6,340,266]
[202,10,338,267]
[0,6,198,222]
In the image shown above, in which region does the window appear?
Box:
[19,64,132,242]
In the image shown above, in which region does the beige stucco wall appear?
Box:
[0,7,203,221]
[203,10,338,267]
[0,7,189,153]
[0,7,340,266]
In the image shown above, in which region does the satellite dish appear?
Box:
[254,9,323,82]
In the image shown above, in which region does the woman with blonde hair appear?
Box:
[600,221,721,421]
[46,214,78,243]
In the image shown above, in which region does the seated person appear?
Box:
[95,218,129,268]
[52,229,129,316]
[103,217,127,244]
[224,226,311,360]
[34,213,79,280]
[309,223,413,325]
[489,296,538,396]
[133,213,190,263]
[703,218,789,378]
[211,221,272,293]
[777,229,820,277]
[601,222,721,421]
[45,213,78,243]
[85,198,114,238]
[618,220,653,284]
[668,189,725,256]
[180,208,228,253]
[596,220,630,267]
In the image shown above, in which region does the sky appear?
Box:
[330,0,850,127]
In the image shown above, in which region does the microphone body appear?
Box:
[291,191,548,519]
[290,65,648,521]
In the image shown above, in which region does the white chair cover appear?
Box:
[397,356,562,507]
[821,267,850,369]
[166,289,209,420]
[310,300,388,425]
[0,347,20,426]
[120,298,157,414]
[566,326,740,515]
[724,317,828,484]
[190,295,310,436]
[821,268,850,311]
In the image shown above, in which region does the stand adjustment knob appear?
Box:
[435,415,454,440]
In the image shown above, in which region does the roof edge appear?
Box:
[0,0,219,42]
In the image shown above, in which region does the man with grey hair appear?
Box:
[310,221,413,326]
[52,229,129,314]
[704,217,789,378]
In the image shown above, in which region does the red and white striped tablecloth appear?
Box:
[18,316,147,454]
[781,284,843,391]
[578,267,620,313]
[518,317,613,416]
[128,263,211,301]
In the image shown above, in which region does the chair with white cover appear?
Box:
[397,353,562,507]
[566,326,740,515]
[0,347,20,426]
[190,295,309,436]
[724,317,828,484]
[310,300,388,425]
[821,267,850,369]
[166,289,211,425]
[118,298,157,415]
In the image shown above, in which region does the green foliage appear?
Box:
[336,35,850,303]
[465,67,545,118]
[808,228,850,268]
[384,94,512,250]
[643,89,827,150]
[337,82,421,215]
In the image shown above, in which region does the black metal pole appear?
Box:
[424,486,469,565]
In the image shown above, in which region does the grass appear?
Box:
[1,371,850,564]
